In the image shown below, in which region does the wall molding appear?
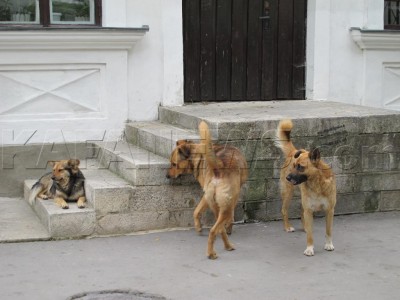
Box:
[350,27,400,50]
[0,27,148,50]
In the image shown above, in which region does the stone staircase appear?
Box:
[23,101,400,239]
[23,121,208,239]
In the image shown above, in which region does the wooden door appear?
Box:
[183,0,307,102]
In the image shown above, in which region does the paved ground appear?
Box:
[0,211,399,300]
[0,198,49,242]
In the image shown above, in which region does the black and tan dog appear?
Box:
[275,119,336,256]
[29,159,86,209]
[167,121,248,259]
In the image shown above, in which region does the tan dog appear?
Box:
[275,120,336,256]
[29,159,86,209]
[167,121,248,259]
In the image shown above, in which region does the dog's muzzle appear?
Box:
[286,173,308,185]
[166,173,181,179]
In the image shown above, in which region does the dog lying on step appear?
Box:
[167,121,248,259]
[29,159,86,209]
[275,119,336,256]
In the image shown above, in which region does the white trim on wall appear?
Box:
[0,28,147,50]
[0,28,148,144]
[350,28,400,110]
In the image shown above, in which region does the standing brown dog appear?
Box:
[275,119,336,256]
[29,159,86,209]
[167,121,248,259]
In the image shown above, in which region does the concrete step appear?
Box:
[23,164,135,238]
[125,121,199,159]
[0,197,50,242]
[24,161,211,237]
[159,101,400,141]
[94,139,195,185]
[24,180,96,239]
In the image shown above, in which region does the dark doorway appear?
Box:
[183,0,307,102]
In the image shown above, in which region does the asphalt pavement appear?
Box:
[0,211,399,300]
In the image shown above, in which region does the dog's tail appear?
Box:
[274,119,296,156]
[28,181,42,205]
[198,121,223,175]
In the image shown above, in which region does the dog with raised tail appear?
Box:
[167,121,248,259]
[275,119,336,256]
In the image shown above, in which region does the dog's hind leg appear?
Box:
[207,210,231,259]
[281,182,295,232]
[225,210,234,235]
[324,208,335,251]
[221,223,235,251]
[193,196,208,234]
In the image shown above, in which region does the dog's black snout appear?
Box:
[286,174,292,182]
[166,174,171,179]
[51,176,56,180]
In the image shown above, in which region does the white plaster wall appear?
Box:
[307,0,385,107]
[103,0,184,122]
[0,0,183,145]
[0,45,132,145]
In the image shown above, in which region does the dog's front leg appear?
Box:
[303,208,314,256]
[324,208,335,251]
[193,196,208,234]
[55,197,69,209]
[77,196,86,209]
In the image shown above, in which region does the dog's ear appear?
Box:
[47,160,58,167]
[294,150,303,159]
[309,148,320,163]
[178,145,191,159]
[176,139,188,146]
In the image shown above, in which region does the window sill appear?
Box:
[0,26,149,50]
[350,27,400,50]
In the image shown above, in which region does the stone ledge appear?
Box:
[0,26,148,50]
[350,27,400,50]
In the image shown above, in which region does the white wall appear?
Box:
[103,0,184,122]
[307,0,390,109]
[0,0,183,145]
[0,29,145,145]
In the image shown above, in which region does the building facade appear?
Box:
[0,0,399,144]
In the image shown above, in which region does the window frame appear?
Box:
[384,0,400,30]
[0,0,102,27]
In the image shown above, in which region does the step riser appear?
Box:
[159,105,400,141]
[24,181,96,238]
[126,124,176,158]
[125,122,200,159]
[97,147,170,186]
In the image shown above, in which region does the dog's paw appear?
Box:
[304,246,314,256]
[207,251,218,260]
[225,244,235,251]
[77,201,86,209]
[195,227,203,235]
[285,226,295,232]
[324,243,335,251]
[61,203,69,209]
[40,195,49,200]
